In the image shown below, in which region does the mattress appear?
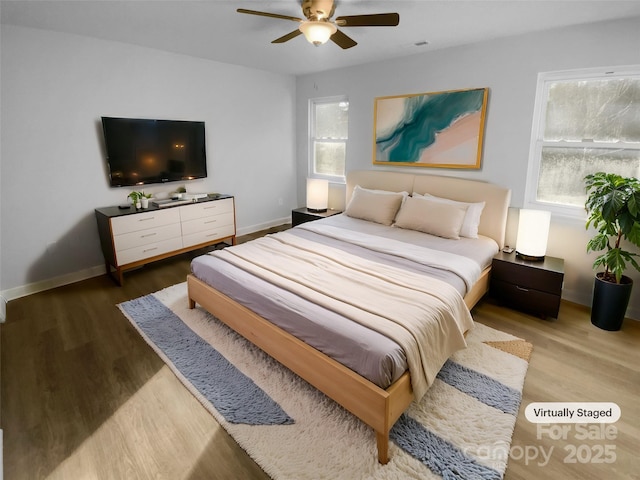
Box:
[190,214,498,390]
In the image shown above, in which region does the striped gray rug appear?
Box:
[119,282,531,480]
[119,294,293,426]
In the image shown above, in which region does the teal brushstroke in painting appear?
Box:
[376,89,485,163]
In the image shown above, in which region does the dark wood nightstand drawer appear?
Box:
[491,279,561,318]
[492,259,563,295]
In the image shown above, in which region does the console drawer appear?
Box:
[111,208,180,235]
[179,198,234,221]
[115,237,184,265]
[181,212,234,236]
[182,224,235,248]
[114,223,182,251]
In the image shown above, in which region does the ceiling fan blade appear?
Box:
[237,8,302,23]
[272,29,303,44]
[330,29,357,49]
[335,13,399,27]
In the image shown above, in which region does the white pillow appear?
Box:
[394,196,467,239]
[345,186,407,226]
[413,192,485,238]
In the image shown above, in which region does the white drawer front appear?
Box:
[181,212,234,236]
[114,223,182,251]
[179,198,234,222]
[115,237,184,266]
[111,208,180,235]
[182,224,235,248]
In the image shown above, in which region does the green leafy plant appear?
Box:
[127,191,142,204]
[585,172,640,284]
[128,191,152,202]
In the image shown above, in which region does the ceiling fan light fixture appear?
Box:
[299,20,337,45]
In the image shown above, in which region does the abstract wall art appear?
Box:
[373,87,489,168]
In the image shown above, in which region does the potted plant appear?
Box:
[140,191,153,209]
[128,191,142,209]
[585,172,640,330]
[172,186,187,200]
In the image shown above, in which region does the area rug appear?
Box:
[118,283,532,480]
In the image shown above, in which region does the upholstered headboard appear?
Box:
[346,170,511,248]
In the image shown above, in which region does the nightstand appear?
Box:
[292,207,342,227]
[490,251,565,319]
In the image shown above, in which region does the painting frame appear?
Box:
[373,87,489,169]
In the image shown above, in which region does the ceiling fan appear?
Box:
[237,0,400,49]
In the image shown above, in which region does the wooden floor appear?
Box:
[2,225,639,479]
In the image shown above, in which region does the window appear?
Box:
[310,96,348,181]
[525,66,640,218]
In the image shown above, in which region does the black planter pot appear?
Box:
[591,273,633,331]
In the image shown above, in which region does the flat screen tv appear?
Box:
[102,117,207,187]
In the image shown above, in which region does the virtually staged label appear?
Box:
[525,402,620,423]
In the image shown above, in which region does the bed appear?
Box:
[187,170,511,464]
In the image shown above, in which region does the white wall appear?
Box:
[0,25,297,298]
[296,16,640,320]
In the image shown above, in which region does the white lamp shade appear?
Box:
[516,209,551,259]
[306,178,329,212]
[299,21,337,45]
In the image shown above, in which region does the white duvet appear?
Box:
[212,229,474,400]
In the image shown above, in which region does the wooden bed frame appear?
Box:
[187,170,511,464]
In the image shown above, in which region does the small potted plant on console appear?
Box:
[128,191,142,209]
[585,172,640,330]
[140,191,153,209]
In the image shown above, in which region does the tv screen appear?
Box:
[102,117,207,187]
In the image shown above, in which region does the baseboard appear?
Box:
[236,216,290,237]
[561,288,592,313]
[0,295,6,323]
[1,265,107,304]
[0,218,292,307]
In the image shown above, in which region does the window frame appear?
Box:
[308,95,348,183]
[524,65,640,220]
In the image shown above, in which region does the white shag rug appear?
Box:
[119,282,532,480]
